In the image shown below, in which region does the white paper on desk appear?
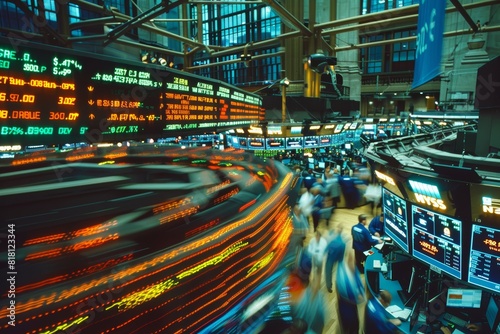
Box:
[386,305,403,313]
[386,305,411,321]
[374,242,384,250]
[363,250,375,256]
[452,329,465,334]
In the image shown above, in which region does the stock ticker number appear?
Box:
[0,92,35,103]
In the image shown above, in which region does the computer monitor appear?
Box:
[411,204,462,279]
[317,161,326,169]
[382,188,409,252]
[446,288,482,309]
[486,295,500,333]
[468,224,500,294]
[344,143,352,150]
[366,270,380,295]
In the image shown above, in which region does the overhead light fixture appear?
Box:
[159,57,167,66]
[241,42,253,66]
[240,53,252,62]
[280,77,290,87]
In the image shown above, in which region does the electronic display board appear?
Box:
[383,187,410,252]
[238,137,248,149]
[304,136,319,147]
[266,138,285,149]
[468,225,500,293]
[248,138,265,150]
[0,38,262,147]
[319,135,331,146]
[412,204,462,279]
[470,184,500,223]
[286,137,303,149]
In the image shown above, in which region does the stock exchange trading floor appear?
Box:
[0,145,300,334]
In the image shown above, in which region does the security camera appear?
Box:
[307,54,337,73]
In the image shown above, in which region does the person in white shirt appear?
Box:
[298,187,314,229]
[307,230,328,287]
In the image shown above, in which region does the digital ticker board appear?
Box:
[0,38,263,148]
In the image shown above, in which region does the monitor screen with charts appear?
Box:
[383,188,409,252]
[411,204,462,279]
[446,289,482,309]
[468,224,500,294]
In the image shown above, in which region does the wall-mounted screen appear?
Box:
[383,188,409,252]
[320,136,331,146]
[248,138,264,149]
[304,136,319,147]
[286,138,303,149]
[238,138,248,149]
[412,204,462,279]
[468,225,500,294]
[266,138,285,149]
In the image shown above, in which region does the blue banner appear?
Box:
[412,0,446,90]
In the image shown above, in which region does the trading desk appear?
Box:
[365,248,411,334]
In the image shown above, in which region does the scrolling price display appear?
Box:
[0,40,262,146]
[468,225,500,293]
[412,205,462,279]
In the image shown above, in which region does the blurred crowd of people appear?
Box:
[281,167,401,334]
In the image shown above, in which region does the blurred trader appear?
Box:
[336,251,366,334]
[365,290,402,334]
[307,230,327,288]
[310,186,324,232]
[324,226,347,293]
[351,214,382,272]
[368,213,385,237]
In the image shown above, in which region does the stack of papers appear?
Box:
[386,305,412,321]
[373,260,381,268]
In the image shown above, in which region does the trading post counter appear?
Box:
[365,249,412,334]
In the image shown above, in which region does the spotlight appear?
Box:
[158,57,167,66]
[240,53,252,62]
[140,51,149,63]
[280,77,290,87]
[149,55,157,63]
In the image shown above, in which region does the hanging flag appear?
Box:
[412,0,446,90]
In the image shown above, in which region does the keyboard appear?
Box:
[443,313,468,328]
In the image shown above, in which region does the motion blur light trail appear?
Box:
[0,145,298,333]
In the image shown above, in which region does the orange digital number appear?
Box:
[57,96,76,105]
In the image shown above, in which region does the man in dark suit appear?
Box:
[351,214,382,272]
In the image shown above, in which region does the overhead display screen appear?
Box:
[468,225,500,293]
[383,188,410,252]
[412,204,462,279]
[0,38,262,147]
